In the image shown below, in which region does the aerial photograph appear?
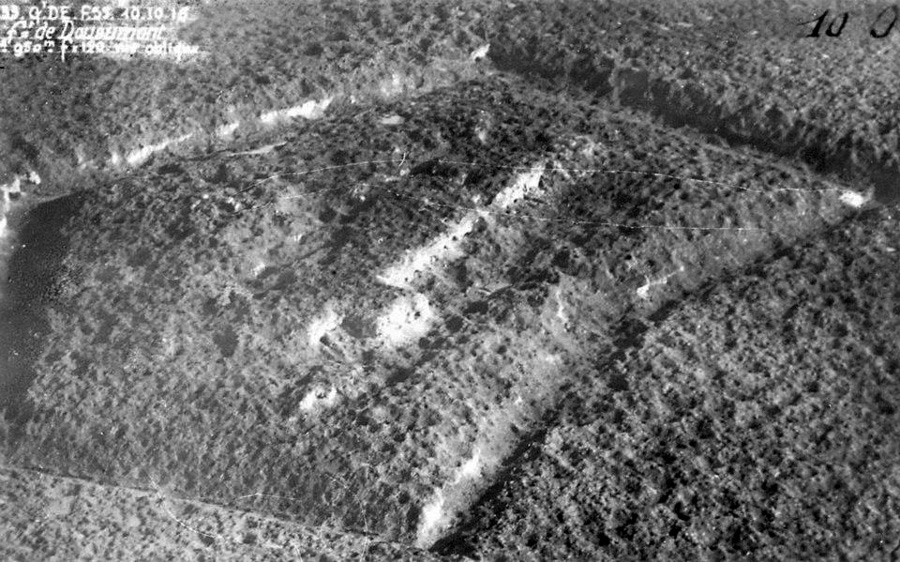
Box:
[1,0,899,559]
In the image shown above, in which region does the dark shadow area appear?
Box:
[430,210,858,557]
[430,424,551,559]
[0,193,85,440]
[487,44,900,205]
[430,315,653,558]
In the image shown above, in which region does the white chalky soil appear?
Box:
[0,176,24,304]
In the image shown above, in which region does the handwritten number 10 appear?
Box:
[801,10,848,37]
[800,7,898,38]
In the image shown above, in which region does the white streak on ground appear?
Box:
[107,96,334,173]
[470,44,490,61]
[415,351,562,548]
[379,114,405,126]
[452,450,482,484]
[377,164,545,290]
[376,214,479,290]
[0,177,23,302]
[376,292,437,348]
[417,490,445,548]
[259,97,333,126]
[839,190,869,208]
[554,286,570,327]
[230,142,286,157]
[298,386,339,413]
[379,73,405,97]
[216,121,241,138]
[123,133,194,168]
[307,305,342,350]
[636,265,685,300]
[489,164,545,209]
[413,445,497,547]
